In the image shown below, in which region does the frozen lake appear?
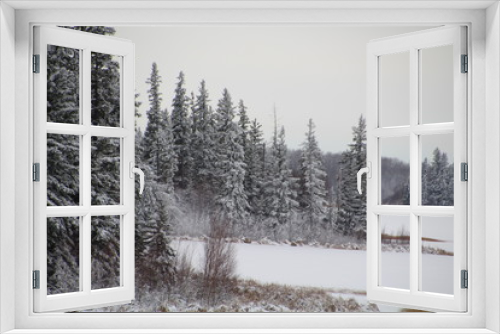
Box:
[173,240,453,297]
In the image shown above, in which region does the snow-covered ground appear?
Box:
[173,239,453,312]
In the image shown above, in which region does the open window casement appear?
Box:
[33,26,140,312]
[364,26,467,312]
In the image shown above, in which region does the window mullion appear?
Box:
[409,47,419,295]
[82,47,92,294]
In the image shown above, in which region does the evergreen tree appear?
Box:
[274,127,298,233]
[191,80,217,189]
[140,183,177,289]
[422,148,454,206]
[159,109,178,194]
[298,119,327,238]
[246,119,266,217]
[171,71,193,189]
[214,89,249,222]
[262,112,280,220]
[143,62,164,181]
[336,115,367,239]
[238,99,251,174]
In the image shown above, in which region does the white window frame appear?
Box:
[0,1,499,333]
[366,26,468,312]
[33,26,136,312]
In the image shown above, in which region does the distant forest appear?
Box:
[45,26,454,296]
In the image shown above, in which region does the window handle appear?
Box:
[129,162,145,195]
[357,162,371,195]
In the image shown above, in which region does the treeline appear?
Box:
[136,62,370,244]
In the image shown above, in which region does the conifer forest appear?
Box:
[46,27,455,312]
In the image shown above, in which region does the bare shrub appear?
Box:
[201,214,237,306]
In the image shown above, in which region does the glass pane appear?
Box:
[380,137,410,205]
[421,134,454,206]
[420,45,454,124]
[91,216,121,289]
[379,52,410,127]
[47,217,80,295]
[91,137,121,205]
[47,134,80,206]
[380,215,410,290]
[91,52,121,127]
[47,45,80,124]
[421,216,454,294]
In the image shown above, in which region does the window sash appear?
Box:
[32,26,136,313]
[366,26,468,312]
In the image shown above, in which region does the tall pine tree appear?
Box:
[298,119,327,239]
[191,80,217,190]
[336,115,367,240]
[171,71,193,190]
[214,89,249,222]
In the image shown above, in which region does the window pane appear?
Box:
[380,137,410,205]
[379,52,410,127]
[91,52,121,127]
[91,216,121,289]
[380,215,410,290]
[420,216,454,294]
[47,217,80,295]
[91,137,121,205]
[47,45,80,124]
[47,134,80,206]
[420,45,454,124]
[421,134,454,206]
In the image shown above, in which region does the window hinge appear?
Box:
[33,163,40,182]
[33,270,40,289]
[461,270,468,289]
[33,54,40,73]
[461,54,468,73]
[461,162,468,181]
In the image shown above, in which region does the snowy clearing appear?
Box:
[173,239,453,297]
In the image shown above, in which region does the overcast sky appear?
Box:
[115,25,439,155]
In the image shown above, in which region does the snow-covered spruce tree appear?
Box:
[213,89,249,223]
[138,62,177,289]
[134,128,148,268]
[349,115,367,238]
[140,183,177,290]
[159,109,178,194]
[261,112,280,222]
[335,115,367,240]
[191,80,217,191]
[335,151,355,236]
[274,126,298,237]
[171,71,193,190]
[298,119,327,240]
[423,148,454,206]
[238,99,251,175]
[422,157,430,205]
[245,119,266,218]
[143,62,165,181]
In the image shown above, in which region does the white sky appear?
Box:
[115,25,436,155]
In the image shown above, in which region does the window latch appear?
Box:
[129,162,145,195]
[357,162,371,195]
